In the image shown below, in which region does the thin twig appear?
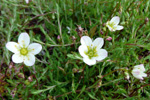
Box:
[129,84,150,97]
[33,74,39,89]
[78,64,86,84]
[33,39,80,47]
[0,93,5,100]
[23,11,55,27]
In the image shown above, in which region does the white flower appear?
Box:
[106,16,124,31]
[131,64,147,80]
[25,0,29,4]
[78,36,108,66]
[6,32,42,66]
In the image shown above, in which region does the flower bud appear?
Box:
[28,76,33,82]
[106,37,112,41]
[52,13,55,19]
[72,68,78,73]
[57,35,61,42]
[145,17,149,24]
[72,36,76,43]
[100,30,104,35]
[57,35,60,40]
[125,71,130,80]
[9,62,14,69]
[72,36,76,40]
[17,73,25,79]
[97,81,102,88]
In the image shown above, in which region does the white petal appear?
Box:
[108,26,115,32]
[25,0,29,3]
[24,53,35,66]
[12,53,24,63]
[83,58,96,66]
[141,73,147,77]
[131,70,147,80]
[139,64,146,71]
[18,32,30,48]
[78,45,88,58]
[28,43,42,55]
[134,75,143,80]
[95,49,108,61]
[132,69,140,76]
[134,65,140,69]
[110,16,120,25]
[116,25,124,30]
[6,42,20,53]
[92,38,104,49]
[81,36,92,46]
[67,26,71,30]
[134,64,145,72]
[106,22,115,32]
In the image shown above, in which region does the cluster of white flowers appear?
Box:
[77,16,147,80]
[6,16,147,81]
[78,16,124,65]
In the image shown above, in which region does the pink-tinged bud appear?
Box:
[28,76,33,82]
[100,30,104,35]
[9,62,14,69]
[106,37,112,41]
[57,35,61,42]
[72,36,76,40]
[145,17,149,24]
[57,35,60,40]
[72,36,76,43]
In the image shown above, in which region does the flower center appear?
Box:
[20,48,28,55]
[108,21,116,29]
[85,46,98,59]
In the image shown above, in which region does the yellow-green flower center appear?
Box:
[108,21,116,29]
[20,48,28,55]
[85,46,98,59]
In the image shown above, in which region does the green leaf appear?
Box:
[143,43,150,50]
[31,90,44,95]
[86,91,98,100]
[76,85,86,99]
[114,88,127,94]
[89,25,98,38]
[31,85,56,95]
[67,52,83,60]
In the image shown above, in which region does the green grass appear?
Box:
[0,0,150,99]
